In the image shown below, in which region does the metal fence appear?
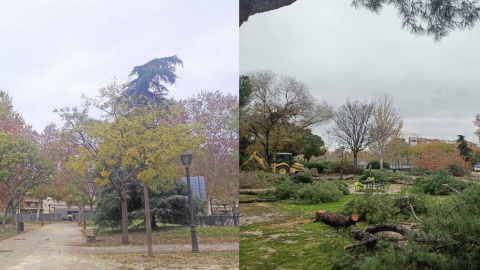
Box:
[1,212,94,222]
[198,214,239,227]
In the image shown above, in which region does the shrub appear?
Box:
[290,171,313,184]
[0,215,13,224]
[328,161,363,174]
[448,163,467,177]
[294,180,344,204]
[366,160,390,169]
[413,169,469,195]
[360,169,412,183]
[306,161,327,173]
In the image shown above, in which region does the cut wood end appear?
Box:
[351,213,359,222]
[317,210,327,214]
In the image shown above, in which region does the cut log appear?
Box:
[345,175,354,180]
[365,222,412,237]
[239,198,276,203]
[394,180,414,185]
[314,210,358,226]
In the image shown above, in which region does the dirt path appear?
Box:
[0,222,238,269]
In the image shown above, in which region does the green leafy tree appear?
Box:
[456,134,471,161]
[299,134,326,164]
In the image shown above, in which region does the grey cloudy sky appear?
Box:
[240,0,480,146]
[0,0,238,132]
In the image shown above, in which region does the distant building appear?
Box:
[43,197,95,221]
[20,196,42,215]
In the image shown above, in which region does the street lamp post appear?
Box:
[40,208,43,226]
[340,147,345,180]
[48,204,51,223]
[180,150,199,252]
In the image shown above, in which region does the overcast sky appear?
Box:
[0,0,238,132]
[240,0,480,146]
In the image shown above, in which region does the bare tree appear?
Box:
[370,94,403,169]
[242,70,331,162]
[330,99,376,169]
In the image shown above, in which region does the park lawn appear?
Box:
[240,195,369,270]
[94,251,239,270]
[86,224,239,246]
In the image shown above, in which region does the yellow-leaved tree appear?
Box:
[59,80,203,252]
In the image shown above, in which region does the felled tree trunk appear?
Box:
[315,210,415,250]
[314,210,359,227]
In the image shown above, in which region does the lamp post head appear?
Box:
[180,150,193,166]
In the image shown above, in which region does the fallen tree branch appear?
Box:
[410,203,422,222]
[442,184,461,194]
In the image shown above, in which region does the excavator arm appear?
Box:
[242,151,269,170]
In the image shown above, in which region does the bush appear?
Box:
[331,180,350,195]
[328,161,363,174]
[0,215,12,224]
[306,161,327,173]
[448,163,467,177]
[366,160,390,169]
[290,171,313,184]
[294,180,345,204]
[413,169,469,195]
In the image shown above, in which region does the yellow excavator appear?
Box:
[242,151,312,175]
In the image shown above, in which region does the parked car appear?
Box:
[474,165,480,172]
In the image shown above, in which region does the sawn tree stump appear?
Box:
[314,210,359,227]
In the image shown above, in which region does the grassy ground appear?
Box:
[240,195,361,270]
[82,223,239,247]
[94,251,239,270]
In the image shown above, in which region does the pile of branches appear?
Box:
[314,210,414,250]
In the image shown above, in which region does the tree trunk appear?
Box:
[151,215,158,228]
[314,210,358,226]
[353,151,358,172]
[380,152,384,169]
[143,183,153,257]
[120,189,129,245]
[36,199,43,221]
[1,202,11,232]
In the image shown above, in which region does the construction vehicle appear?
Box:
[242,151,310,174]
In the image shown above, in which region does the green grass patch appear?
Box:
[240,195,356,270]
[86,223,238,247]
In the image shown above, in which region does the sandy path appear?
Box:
[0,222,238,270]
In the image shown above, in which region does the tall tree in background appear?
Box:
[126,55,183,102]
[331,99,376,169]
[240,0,480,41]
[456,135,471,162]
[180,90,239,214]
[241,70,331,163]
[370,94,403,169]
